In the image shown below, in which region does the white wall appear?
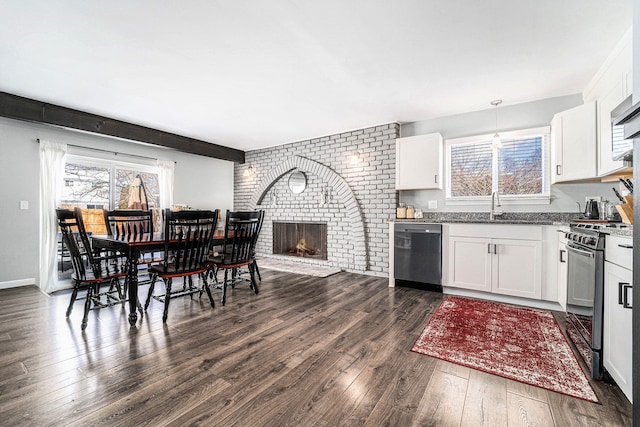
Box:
[399,94,617,213]
[0,117,234,286]
[636,0,640,103]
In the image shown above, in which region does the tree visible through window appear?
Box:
[447,129,548,200]
[449,142,493,197]
[498,137,542,195]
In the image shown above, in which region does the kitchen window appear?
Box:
[446,127,550,203]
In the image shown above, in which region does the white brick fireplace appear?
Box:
[234,123,398,275]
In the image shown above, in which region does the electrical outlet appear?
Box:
[585,196,601,203]
[428,200,437,209]
[19,200,28,210]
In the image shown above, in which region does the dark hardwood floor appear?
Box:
[0,270,632,426]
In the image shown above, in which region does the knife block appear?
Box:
[616,196,633,224]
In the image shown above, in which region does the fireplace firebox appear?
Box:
[273,222,327,260]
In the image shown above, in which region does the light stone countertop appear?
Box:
[390,211,577,226]
[390,212,633,236]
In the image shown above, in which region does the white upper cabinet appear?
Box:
[395,133,443,190]
[550,102,597,184]
[583,28,633,177]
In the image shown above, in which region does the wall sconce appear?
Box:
[243,165,255,178]
[320,185,331,206]
[490,99,503,149]
[350,150,363,165]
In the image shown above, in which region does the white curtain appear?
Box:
[39,140,67,293]
[157,159,175,211]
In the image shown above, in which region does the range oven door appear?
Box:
[566,242,603,351]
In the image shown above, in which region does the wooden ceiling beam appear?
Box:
[0,91,245,163]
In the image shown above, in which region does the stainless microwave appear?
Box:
[611,95,633,162]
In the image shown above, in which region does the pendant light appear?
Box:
[491,99,502,149]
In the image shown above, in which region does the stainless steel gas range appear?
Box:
[564,221,630,379]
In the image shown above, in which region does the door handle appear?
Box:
[493,244,497,255]
[622,283,633,309]
[556,165,562,176]
[559,249,566,263]
[434,174,438,184]
[618,282,628,305]
[487,243,491,254]
[567,245,594,258]
[618,244,633,249]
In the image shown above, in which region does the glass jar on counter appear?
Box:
[406,205,415,219]
[396,203,407,219]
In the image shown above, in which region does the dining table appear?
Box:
[92,230,225,326]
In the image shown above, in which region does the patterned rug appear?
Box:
[411,296,599,403]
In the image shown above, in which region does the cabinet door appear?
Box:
[597,78,627,176]
[492,239,542,299]
[551,102,597,183]
[557,240,568,309]
[395,133,443,190]
[448,236,492,292]
[603,261,633,402]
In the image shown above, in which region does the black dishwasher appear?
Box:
[394,223,442,288]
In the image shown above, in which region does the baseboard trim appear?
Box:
[0,278,36,290]
[442,287,563,312]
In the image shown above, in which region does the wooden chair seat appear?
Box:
[206,256,253,270]
[148,264,208,278]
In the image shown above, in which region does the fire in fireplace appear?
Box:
[273,222,328,260]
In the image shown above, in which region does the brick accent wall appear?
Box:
[233,123,399,276]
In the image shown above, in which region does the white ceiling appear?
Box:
[0,1,633,152]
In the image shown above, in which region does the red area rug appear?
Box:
[411,296,599,403]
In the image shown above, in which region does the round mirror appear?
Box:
[288,171,307,194]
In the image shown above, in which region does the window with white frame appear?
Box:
[446,127,550,202]
[60,155,161,233]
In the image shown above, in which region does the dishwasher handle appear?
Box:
[394,223,442,234]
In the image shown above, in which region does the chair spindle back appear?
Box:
[103,209,153,236]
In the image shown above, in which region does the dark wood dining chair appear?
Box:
[233,210,265,281]
[56,207,128,330]
[207,210,261,306]
[103,209,162,271]
[217,210,265,286]
[144,209,219,323]
[103,209,153,236]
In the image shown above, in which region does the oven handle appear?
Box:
[567,244,594,258]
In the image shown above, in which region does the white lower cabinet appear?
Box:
[448,237,492,292]
[492,238,542,299]
[448,225,542,299]
[603,235,633,403]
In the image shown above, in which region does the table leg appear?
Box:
[128,247,141,327]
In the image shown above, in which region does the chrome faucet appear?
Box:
[490,191,503,220]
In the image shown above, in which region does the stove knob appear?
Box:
[587,237,596,246]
